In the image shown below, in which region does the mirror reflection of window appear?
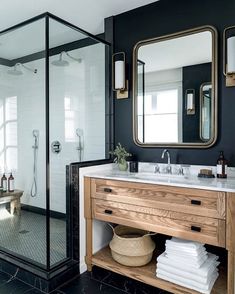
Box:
[138,89,180,143]
[137,67,182,143]
[200,84,212,141]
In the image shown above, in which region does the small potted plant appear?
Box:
[110,143,131,171]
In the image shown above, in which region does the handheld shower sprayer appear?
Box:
[76,128,83,162]
[32,130,39,148]
[31,130,39,197]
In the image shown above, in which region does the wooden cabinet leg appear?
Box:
[85,218,93,272]
[228,251,235,294]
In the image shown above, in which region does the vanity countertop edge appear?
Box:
[83,170,235,193]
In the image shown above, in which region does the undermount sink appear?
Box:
[109,170,187,182]
[133,172,186,181]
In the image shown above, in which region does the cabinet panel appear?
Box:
[91,178,226,219]
[92,199,226,247]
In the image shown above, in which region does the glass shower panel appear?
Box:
[49,18,107,267]
[0,19,47,268]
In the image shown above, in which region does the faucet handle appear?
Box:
[178,165,184,175]
[166,165,172,174]
[154,164,160,173]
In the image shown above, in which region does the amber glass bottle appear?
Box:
[217,151,228,178]
[8,173,14,192]
[1,174,7,192]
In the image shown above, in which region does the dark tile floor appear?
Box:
[0,266,171,294]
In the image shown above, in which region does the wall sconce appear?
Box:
[112,52,129,99]
[223,25,235,87]
[185,89,195,115]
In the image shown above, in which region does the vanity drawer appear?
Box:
[91,179,226,219]
[92,198,226,247]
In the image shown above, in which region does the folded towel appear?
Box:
[166,243,206,256]
[157,252,219,277]
[165,252,208,267]
[165,246,207,257]
[166,237,205,249]
[157,263,218,284]
[157,271,219,294]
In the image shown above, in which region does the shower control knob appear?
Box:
[51,141,62,153]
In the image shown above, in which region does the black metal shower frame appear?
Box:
[0,12,111,275]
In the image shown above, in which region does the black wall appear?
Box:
[113,0,235,166]
[183,63,211,142]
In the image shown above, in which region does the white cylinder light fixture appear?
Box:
[227,36,235,73]
[223,26,235,87]
[112,52,129,99]
[185,89,195,115]
[114,60,125,90]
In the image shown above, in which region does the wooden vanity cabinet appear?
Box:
[85,177,234,294]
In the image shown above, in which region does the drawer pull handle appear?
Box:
[104,209,113,215]
[191,226,201,232]
[104,188,112,193]
[191,200,201,205]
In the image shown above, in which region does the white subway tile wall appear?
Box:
[0,42,106,213]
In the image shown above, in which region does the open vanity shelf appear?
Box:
[92,247,227,294]
[84,176,235,294]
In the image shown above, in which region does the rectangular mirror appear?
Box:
[133,26,217,148]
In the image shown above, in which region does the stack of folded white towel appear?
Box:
[156,237,220,294]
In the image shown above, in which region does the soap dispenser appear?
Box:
[1,173,7,192]
[217,151,228,179]
[8,173,15,192]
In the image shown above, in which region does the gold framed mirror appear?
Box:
[133,26,218,148]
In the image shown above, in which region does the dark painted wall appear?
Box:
[183,63,211,142]
[113,0,235,166]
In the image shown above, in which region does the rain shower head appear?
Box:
[7,67,23,75]
[51,51,82,67]
[51,57,69,67]
[7,63,37,75]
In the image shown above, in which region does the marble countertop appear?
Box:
[84,169,235,193]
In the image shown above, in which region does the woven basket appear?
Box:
[109,225,155,267]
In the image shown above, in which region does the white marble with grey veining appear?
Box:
[83,162,235,193]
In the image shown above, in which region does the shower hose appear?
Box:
[30,144,38,197]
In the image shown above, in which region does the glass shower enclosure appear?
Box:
[0,13,110,272]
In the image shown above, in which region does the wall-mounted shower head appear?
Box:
[51,51,82,67]
[7,63,37,76]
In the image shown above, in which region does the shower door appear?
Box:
[48,17,108,268]
[0,18,48,268]
[0,12,109,272]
